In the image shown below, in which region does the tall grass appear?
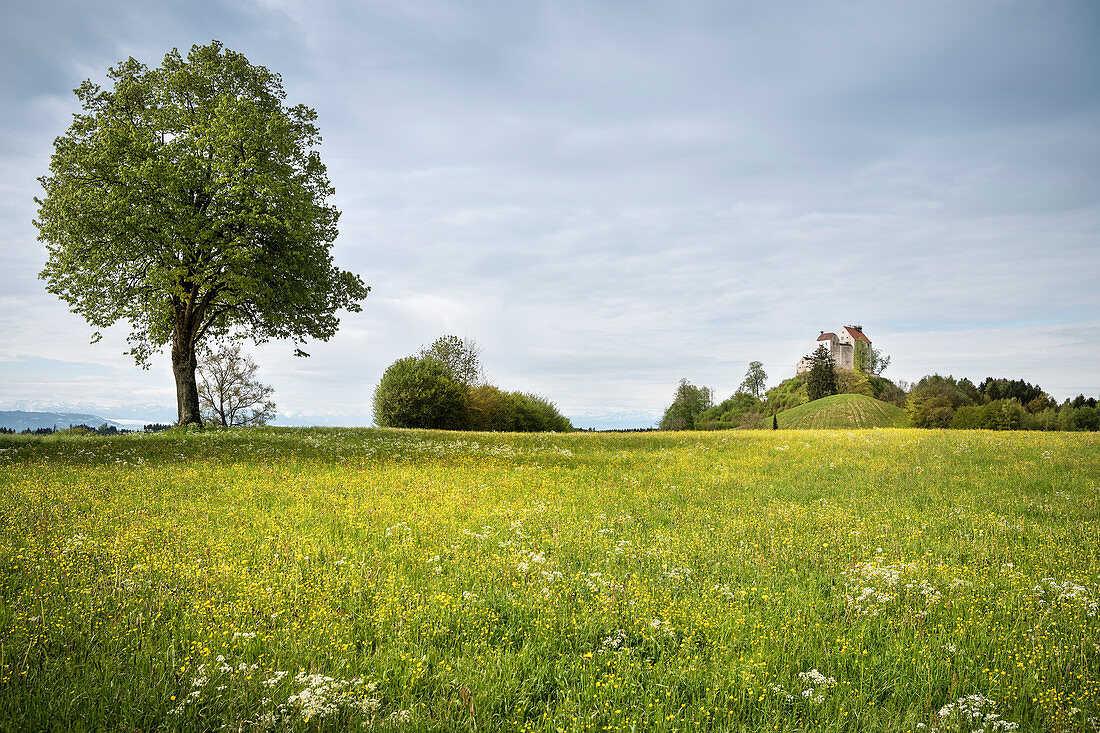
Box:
[0,427,1097,731]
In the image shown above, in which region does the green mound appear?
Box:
[777,393,909,429]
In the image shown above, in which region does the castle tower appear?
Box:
[796,326,870,373]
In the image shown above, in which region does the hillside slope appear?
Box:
[777,393,908,429]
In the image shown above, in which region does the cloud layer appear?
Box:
[2,1,1098,427]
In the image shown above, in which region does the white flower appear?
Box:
[263,670,288,687]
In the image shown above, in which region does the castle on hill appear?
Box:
[796,325,870,374]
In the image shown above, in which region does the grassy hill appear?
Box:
[777,392,909,429]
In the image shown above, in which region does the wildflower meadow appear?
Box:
[0,427,1097,731]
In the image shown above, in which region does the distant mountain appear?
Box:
[0,410,127,432]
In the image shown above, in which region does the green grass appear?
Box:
[777,394,909,429]
[1,427,1098,731]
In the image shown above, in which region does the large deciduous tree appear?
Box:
[34,41,369,425]
[659,379,714,431]
[853,341,891,375]
[738,360,768,399]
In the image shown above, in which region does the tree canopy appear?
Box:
[35,41,368,425]
[659,379,713,430]
[854,342,891,375]
[419,335,484,388]
[738,361,768,399]
[905,375,975,428]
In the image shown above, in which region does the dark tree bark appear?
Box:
[171,336,201,425]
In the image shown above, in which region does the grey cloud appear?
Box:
[2,0,1097,427]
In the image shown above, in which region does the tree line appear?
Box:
[2,424,147,436]
[906,375,1098,431]
[661,351,1097,432]
[661,353,904,431]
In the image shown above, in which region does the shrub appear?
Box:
[866,375,908,407]
[508,392,573,433]
[951,399,1025,430]
[763,376,808,415]
[700,392,762,428]
[464,385,572,432]
[950,405,984,430]
[372,356,468,429]
[1059,406,1100,432]
[835,369,873,397]
[1022,409,1059,431]
[739,412,766,429]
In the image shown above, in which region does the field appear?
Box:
[1,427,1098,732]
[777,394,909,430]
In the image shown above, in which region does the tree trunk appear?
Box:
[171,336,202,426]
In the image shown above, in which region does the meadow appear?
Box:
[0,427,1098,732]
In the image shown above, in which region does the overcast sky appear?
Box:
[1,0,1098,428]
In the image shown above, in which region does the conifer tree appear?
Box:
[805,345,839,401]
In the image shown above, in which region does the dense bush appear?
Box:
[866,375,907,407]
[466,385,572,432]
[951,401,1099,432]
[372,356,468,430]
[373,337,573,433]
[763,376,808,415]
[508,392,573,433]
[835,369,874,397]
[1059,405,1100,431]
[698,391,762,429]
[951,399,1025,430]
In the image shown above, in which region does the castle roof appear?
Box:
[843,326,870,343]
[817,332,836,341]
